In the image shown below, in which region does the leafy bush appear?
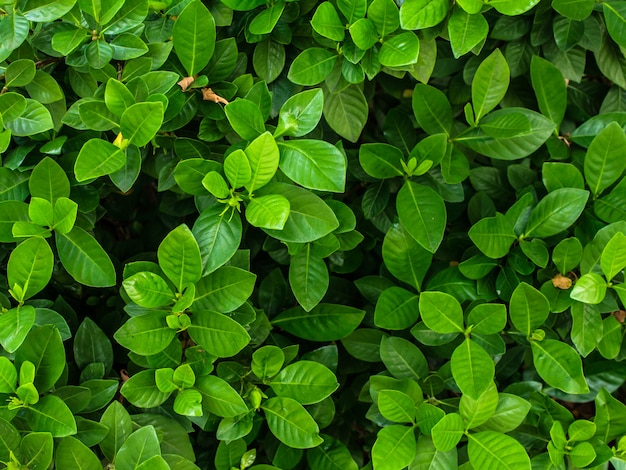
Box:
[1,0,626,468]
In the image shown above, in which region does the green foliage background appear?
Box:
[1,0,626,468]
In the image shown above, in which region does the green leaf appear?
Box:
[489,0,540,15]
[432,413,464,451]
[78,100,119,131]
[172,0,216,76]
[253,39,285,84]
[468,431,531,470]
[451,338,494,399]
[8,237,53,302]
[0,357,16,394]
[480,393,531,433]
[225,99,266,141]
[158,224,202,292]
[374,286,420,330]
[121,370,171,408]
[52,28,90,56]
[530,56,567,129]
[289,244,328,312]
[196,375,248,417]
[380,335,428,380]
[382,222,432,291]
[371,425,416,470]
[75,138,126,182]
[187,311,250,357]
[378,389,417,423]
[542,162,584,193]
[412,84,452,135]
[258,183,339,243]
[455,108,555,160]
[120,102,164,147]
[85,40,113,69]
[246,194,290,230]
[460,382,499,429]
[531,339,589,394]
[418,291,464,334]
[56,226,116,287]
[99,401,132,462]
[0,305,35,353]
[273,303,365,341]
[379,32,420,67]
[193,205,242,275]
[29,157,70,205]
[524,188,589,238]
[123,272,175,308]
[368,0,399,37]
[307,435,358,470]
[245,132,279,193]
[570,303,602,358]
[110,33,149,59]
[274,89,324,138]
[16,324,65,393]
[22,0,77,22]
[105,78,136,116]
[288,48,338,86]
[400,0,448,30]
[604,3,626,49]
[584,122,626,197]
[4,59,36,88]
[311,2,345,41]
[448,7,488,58]
[5,99,53,136]
[114,311,175,355]
[262,397,323,449]
[278,140,345,193]
[224,150,252,189]
[0,92,26,123]
[270,360,338,405]
[323,84,368,143]
[25,71,64,104]
[595,388,626,442]
[349,18,379,50]
[570,273,607,304]
[0,13,29,52]
[472,49,510,123]
[27,395,76,437]
[509,282,550,336]
[56,436,102,470]
[192,266,256,313]
[358,143,404,179]
[467,304,507,335]
[601,232,626,281]
[116,425,161,470]
[552,0,594,20]
[396,181,446,253]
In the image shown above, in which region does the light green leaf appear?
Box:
[278,140,345,192]
[306,435,358,470]
[192,205,242,275]
[509,282,550,336]
[311,2,345,41]
[379,32,420,67]
[460,382,499,429]
[195,375,248,417]
[172,0,216,76]
[584,122,626,197]
[448,7,488,58]
[99,401,133,462]
[262,397,323,449]
[570,273,607,304]
[419,291,464,334]
[8,237,53,302]
[0,305,35,353]
[380,335,429,380]
[74,138,126,182]
[604,3,626,49]
[245,132,279,193]
[472,49,509,123]
[358,143,404,179]
[289,244,329,312]
[374,286,420,330]
[378,389,417,424]
[274,89,324,138]
[270,360,338,405]
[123,272,175,308]
[0,13,29,51]
[187,311,250,357]
[224,149,252,189]
[368,0,399,37]
[400,0,449,30]
[25,71,64,104]
[467,304,507,335]
[116,426,161,470]
[601,232,626,281]
[157,224,202,292]
[480,393,531,433]
[288,48,338,86]
[451,338,494,399]
[105,78,136,116]
[246,194,290,230]
[531,339,589,394]
[530,56,567,129]
[371,425,416,470]
[225,99,266,141]
[56,436,102,469]
[412,84,452,135]
[432,413,464,451]
[553,0,594,20]
[5,99,53,136]
[524,188,589,238]
[121,370,171,408]
[114,311,175,355]
[27,395,77,437]
[120,102,164,147]
[468,431,531,470]
[56,226,116,287]
[396,181,446,253]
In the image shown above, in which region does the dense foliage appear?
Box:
[1,0,626,468]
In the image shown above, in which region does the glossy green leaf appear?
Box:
[105,78,135,116]
[378,389,417,423]
[323,84,368,143]
[530,56,566,129]
[400,0,448,29]
[467,303,507,335]
[288,48,338,86]
[451,338,494,399]
[196,375,248,417]
[531,339,589,394]
[245,132,279,193]
[412,84,452,136]
[274,89,324,138]
[114,311,175,355]
[306,435,358,470]
[273,303,365,341]
[601,232,626,281]
[604,3,626,49]
[123,272,174,308]
[396,181,446,253]
[374,286,420,330]
[27,395,76,437]
[349,18,379,50]
[382,222,432,291]
[419,291,464,334]
[25,71,64,104]
[56,436,102,469]
[448,7,488,58]
[15,325,65,392]
[187,311,250,357]
[0,305,36,353]
[432,413,464,451]
[270,361,338,405]
[472,49,509,123]
[368,0,399,37]
[56,226,116,287]
[371,425,416,470]
[380,335,429,380]
[468,431,531,470]
[193,205,242,275]
[570,273,607,304]
[116,425,161,470]
[246,194,290,230]
[289,244,328,312]
[480,393,531,433]
[311,2,345,41]
[192,266,256,313]
[524,188,589,238]
[262,397,323,449]
[75,138,126,182]
[379,32,420,67]
[5,99,53,136]
[99,401,133,461]
[7,236,53,302]
[359,143,404,179]
[553,0,594,20]
[172,0,216,76]
[509,282,550,336]
[225,99,266,141]
[158,224,202,292]
[584,122,626,197]
[224,150,251,189]
[120,102,164,147]
[279,140,345,192]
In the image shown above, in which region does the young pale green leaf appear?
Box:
[52,197,78,234]
[371,425,416,470]
[270,360,338,405]
[245,132,279,193]
[311,2,345,41]
[157,224,202,292]
[115,425,161,470]
[120,102,164,147]
[412,84,452,136]
[468,431,531,470]
[196,375,248,418]
[467,303,507,335]
[75,138,126,182]
[172,0,215,76]
[274,89,324,138]
[380,335,429,380]
[396,181,446,253]
[0,306,35,353]
[530,56,567,130]
[173,389,203,417]
[28,196,53,228]
[279,140,346,192]
[379,32,420,67]
[524,188,589,238]
[374,286,420,330]
[262,397,323,449]
[448,7,488,58]
[460,382,499,429]
[0,357,16,394]
[400,0,448,29]
[382,223,432,291]
[601,232,626,281]
[552,237,583,274]
[289,244,329,312]
[56,226,116,287]
[472,49,510,123]
[114,311,175,355]
[246,194,290,230]
[368,0,399,37]
[451,338,495,399]
[104,78,135,116]
[187,311,250,357]
[7,236,53,302]
[479,393,531,433]
[123,272,175,308]
[418,291,464,334]
[0,92,27,123]
[570,273,607,304]
[273,303,365,341]
[349,18,379,50]
[337,0,367,22]
[509,282,550,336]
[287,48,338,86]
[5,99,53,136]
[584,122,626,197]
[431,413,465,451]
[489,0,540,15]
[28,156,70,206]
[27,395,77,437]
[224,149,252,189]
[553,0,594,20]
[531,339,589,394]
[378,389,417,424]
